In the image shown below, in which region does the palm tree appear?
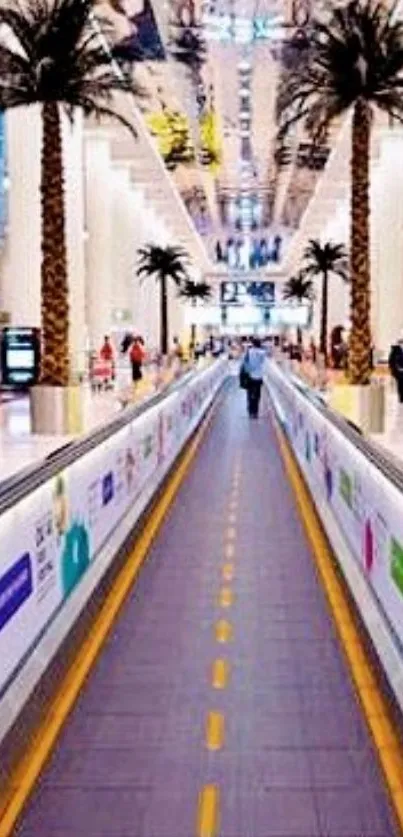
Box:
[277,0,403,384]
[0,0,143,387]
[283,273,314,345]
[301,240,348,363]
[283,273,314,304]
[179,278,211,345]
[170,25,207,84]
[137,244,189,354]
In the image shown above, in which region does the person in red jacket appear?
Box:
[100,335,114,362]
[130,336,145,383]
[99,335,115,383]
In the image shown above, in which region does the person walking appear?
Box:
[130,336,145,384]
[389,336,403,403]
[242,337,266,418]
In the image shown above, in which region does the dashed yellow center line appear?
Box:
[197,785,220,837]
[226,526,237,542]
[215,619,233,643]
[224,542,235,560]
[219,587,234,608]
[222,563,234,582]
[206,711,225,751]
[212,658,230,690]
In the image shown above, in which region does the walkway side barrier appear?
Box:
[265,361,403,713]
[0,360,227,751]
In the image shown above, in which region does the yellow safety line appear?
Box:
[273,419,403,829]
[206,711,225,751]
[0,398,221,837]
[212,658,230,690]
[222,563,234,582]
[219,587,234,609]
[215,619,233,644]
[197,784,219,837]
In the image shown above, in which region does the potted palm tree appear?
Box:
[136,244,190,355]
[282,272,314,346]
[277,0,403,386]
[0,0,143,433]
[301,240,348,364]
[179,278,212,347]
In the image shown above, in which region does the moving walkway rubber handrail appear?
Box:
[279,367,403,492]
[0,368,197,516]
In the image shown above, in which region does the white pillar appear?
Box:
[370,163,382,355]
[111,164,134,325]
[1,108,42,326]
[63,111,86,373]
[1,108,87,377]
[325,203,349,331]
[372,131,403,357]
[85,130,113,350]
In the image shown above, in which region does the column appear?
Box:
[1,107,42,326]
[326,202,350,332]
[63,110,86,374]
[84,130,113,350]
[372,130,403,357]
[111,164,135,326]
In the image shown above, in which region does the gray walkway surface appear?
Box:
[15,386,398,836]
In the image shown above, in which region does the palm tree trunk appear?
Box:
[190,322,196,345]
[349,98,371,385]
[160,273,169,355]
[319,270,329,363]
[40,101,69,386]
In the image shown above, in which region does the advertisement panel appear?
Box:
[266,363,403,649]
[0,362,225,697]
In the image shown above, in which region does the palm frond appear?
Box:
[302,238,348,279]
[136,244,190,286]
[179,279,212,301]
[283,274,314,302]
[0,0,145,126]
[277,0,403,145]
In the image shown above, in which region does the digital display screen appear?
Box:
[226,305,263,326]
[1,327,39,387]
[6,349,35,370]
[220,281,275,305]
[269,306,310,326]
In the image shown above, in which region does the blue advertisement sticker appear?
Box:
[0,553,32,632]
[102,472,114,507]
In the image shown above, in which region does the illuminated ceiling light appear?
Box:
[238,59,251,71]
[239,89,251,98]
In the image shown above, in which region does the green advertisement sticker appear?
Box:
[339,468,353,509]
[391,537,403,596]
[62,522,90,599]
